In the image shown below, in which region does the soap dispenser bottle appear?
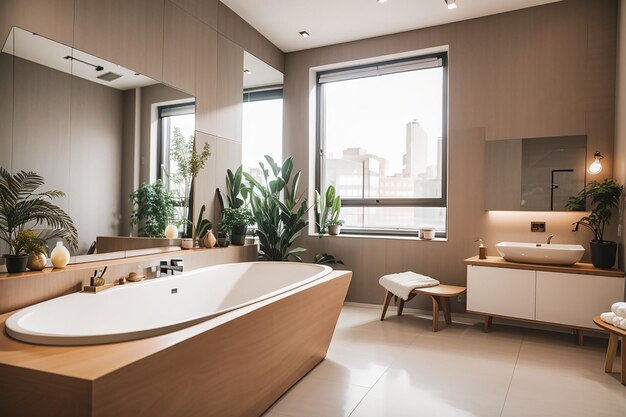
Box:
[475,239,487,259]
[50,241,70,268]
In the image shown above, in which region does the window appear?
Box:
[242,89,283,183]
[157,102,196,228]
[317,53,448,236]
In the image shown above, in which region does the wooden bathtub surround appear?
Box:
[0,270,352,417]
[0,244,258,314]
[467,257,625,345]
[593,316,626,385]
[380,285,466,332]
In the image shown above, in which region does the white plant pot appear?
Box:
[420,228,436,240]
[328,224,342,235]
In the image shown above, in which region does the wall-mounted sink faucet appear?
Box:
[157,259,184,277]
[546,234,555,244]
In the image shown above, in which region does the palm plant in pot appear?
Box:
[0,169,78,273]
[220,207,255,245]
[569,179,623,268]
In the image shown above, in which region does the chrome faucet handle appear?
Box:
[547,234,555,244]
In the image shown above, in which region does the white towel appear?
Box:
[614,317,626,331]
[601,312,616,324]
[611,302,626,318]
[379,271,440,300]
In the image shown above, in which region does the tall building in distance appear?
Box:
[402,119,428,179]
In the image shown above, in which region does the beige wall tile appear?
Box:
[163,1,197,95]
[216,35,243,142]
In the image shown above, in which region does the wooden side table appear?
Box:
[593,315,626,386]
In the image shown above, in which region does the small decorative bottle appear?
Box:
[50,241,70,268]
[475,239,487,259]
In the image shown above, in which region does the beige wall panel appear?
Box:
[195,22,219,135]
[192,132,218,227]
[120,89,140,237]
[0,0,74,47]
[74,0,164,81]
[216,35,243,142]
[0,53,12,173]
[69,77,124,253]
[170,0,218,29]
[12,57,71,213]
[485,1,587,140]
[217,2,285,73]
[615,1,626,272]
[163,1,198,95]
[585,0,618,180]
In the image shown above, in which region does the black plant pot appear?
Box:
[3,255,28,273]
[230,225,248,246]
[590,240,617,269]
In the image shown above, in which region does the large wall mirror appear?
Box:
[1,27,195,259]
[485,136,587,211]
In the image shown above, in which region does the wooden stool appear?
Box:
[380,285,467,332]
[593,316,626,385]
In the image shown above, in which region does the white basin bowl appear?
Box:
[495,242,585,266]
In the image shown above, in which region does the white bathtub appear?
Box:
[6,262,332,346]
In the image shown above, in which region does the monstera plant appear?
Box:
[0,168,78,272]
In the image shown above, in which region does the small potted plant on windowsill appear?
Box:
[221,207,255,245]
[568,178,623,268]
[328,220,344,236]
[315,185,343,236]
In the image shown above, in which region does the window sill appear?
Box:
[308,233,448,242]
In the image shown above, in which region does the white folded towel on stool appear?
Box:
[601,312,616,324]
[611,302,626,318]
[379,272,440,300]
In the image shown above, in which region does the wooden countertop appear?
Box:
[465,256,625,278]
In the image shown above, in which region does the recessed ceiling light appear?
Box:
[377,0,388,3]
[445,0,457,9]
[243,69,252,75]
[299,31,310,38]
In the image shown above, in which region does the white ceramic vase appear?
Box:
[164,224,179,239]
[50,241,70,268]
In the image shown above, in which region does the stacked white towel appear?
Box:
[600,302,626,330]
[379,271,440,300]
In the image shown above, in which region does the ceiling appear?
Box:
[221,0,562,53]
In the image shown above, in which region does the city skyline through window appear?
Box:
[318,55,447,234]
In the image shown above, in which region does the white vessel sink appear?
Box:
[495,242,585,266]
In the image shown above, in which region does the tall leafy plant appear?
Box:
[129,180,176,238]
[570,179,623,242]
[0,168,78,254]
[243,156,309,261]
[222,166,247,209]
[168,127,211,236]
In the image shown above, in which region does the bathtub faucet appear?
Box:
[157,259,183,277]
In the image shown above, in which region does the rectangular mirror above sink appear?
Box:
[485,135,587,211]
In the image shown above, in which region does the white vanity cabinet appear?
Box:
[465,257,625,334]
[467,266,536,320]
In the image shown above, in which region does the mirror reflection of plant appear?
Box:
[219,207,255,234]
[193,204,212,244]
[129,180,176,238]
[168,127,211,235]
[571,179,623,241]
[0,169,78,255]
[12,230,47,256]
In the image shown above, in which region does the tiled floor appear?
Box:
[264,305,626,417]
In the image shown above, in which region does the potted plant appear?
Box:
[221,207,255,245]
[129,179,176,237]
[315,185,343,236]
[193,204,214,247]
[0,169,78,273]
[168,129,211,237]
[569,179,623,268]
[21,231,48,271]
